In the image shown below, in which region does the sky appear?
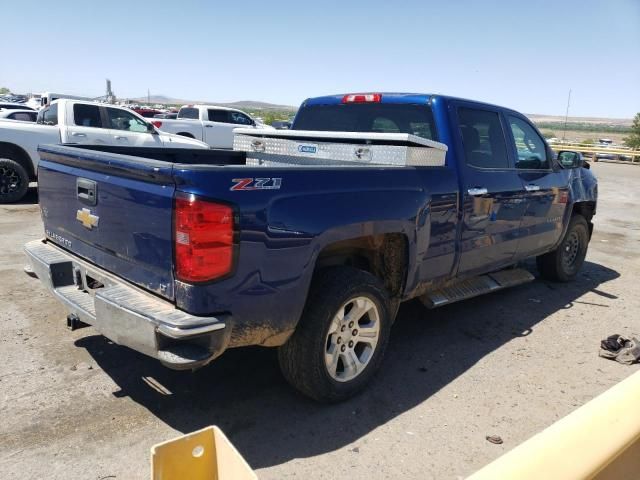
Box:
[1,0,639,118]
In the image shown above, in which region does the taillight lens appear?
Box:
[151,120,162,128]
[342,93,382,103]
[174,193,235,283]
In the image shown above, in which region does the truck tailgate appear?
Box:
[37,145,176,300]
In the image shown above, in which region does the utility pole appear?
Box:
[147,89,151,105]
[562,88,571,142]
[105,79,116,104]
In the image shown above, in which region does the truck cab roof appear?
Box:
[302,92,519,114]
[183,104,246,113]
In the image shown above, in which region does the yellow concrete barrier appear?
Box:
[151,426,257,480]
[468,370,640,480]
[549,143,640,161]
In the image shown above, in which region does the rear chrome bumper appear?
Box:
[24,239,230,370]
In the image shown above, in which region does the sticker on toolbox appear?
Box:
[297,143,318,154]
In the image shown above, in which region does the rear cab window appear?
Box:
[292,103,437,140]
[178,107,199,119]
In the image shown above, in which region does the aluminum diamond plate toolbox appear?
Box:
[233,129,448,168]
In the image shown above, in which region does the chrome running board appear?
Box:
[420,268,535,308]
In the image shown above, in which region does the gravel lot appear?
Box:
[1,162,639,480]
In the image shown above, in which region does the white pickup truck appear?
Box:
[153,104,273,148]
[0,99,208,203]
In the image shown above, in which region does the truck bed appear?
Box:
[35,142,458,324]
[62,144,246,165]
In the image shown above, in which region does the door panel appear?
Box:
[515,170,569,258]
[458,175,527,273]
[453,104,527,276]
[203,120,235,147]
[505,114,570,258]
[65,103,113,145]
[203,109,234,148]
[204,109,255,148]
[112,131,163,147]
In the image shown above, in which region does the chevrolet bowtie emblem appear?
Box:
[76,208,99,229]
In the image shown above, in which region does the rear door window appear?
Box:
[208,109,229,123]
[457,107,509,169]
[73,104,103,128]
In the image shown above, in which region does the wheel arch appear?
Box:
[314,233,409,304]
[572,200,596,237]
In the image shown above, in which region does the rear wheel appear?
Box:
[537,215,590,282]
[278,267,391,402]
[0,158,29,204]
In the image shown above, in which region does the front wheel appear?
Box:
[278,267,392,402]
[537,214,590,282]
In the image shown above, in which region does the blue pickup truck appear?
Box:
[25,93,597,402]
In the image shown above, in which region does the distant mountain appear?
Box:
[129,94,296,110]
[527,113,632,126]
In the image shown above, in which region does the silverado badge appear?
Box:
[76,208,99,230]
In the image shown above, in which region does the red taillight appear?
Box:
[151,120,162,128]
[174,193,235,283]
[341,93,382,104]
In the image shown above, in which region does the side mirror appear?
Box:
[147,122,158,134]
[557,150,583,169]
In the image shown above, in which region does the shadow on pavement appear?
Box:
[75,260,619,469]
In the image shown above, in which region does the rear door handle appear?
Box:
[115,136,128,140]
[205,125,214,128]
[467,187,488,196]
[71,132,86,137]
[525,184,541,192]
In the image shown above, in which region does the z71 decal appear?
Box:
[231,177,282,191]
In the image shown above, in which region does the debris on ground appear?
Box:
[486,435,503,445]
[599,335,640,365]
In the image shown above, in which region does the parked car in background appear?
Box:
[0,109,38,122]
[153,112,178,119]
[26,96,43,110]
[133,108,162,118]
[0,94,29,104]
[0,99,209,203]
[271,120,292,129]
[154,104,273,148]
[0,103,35,111]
